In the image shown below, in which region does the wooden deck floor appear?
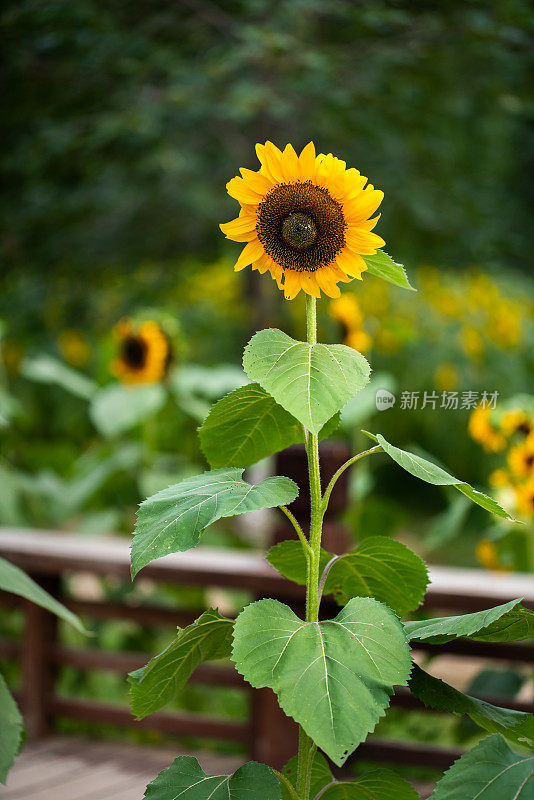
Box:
[3,737,435,799]
[2,737,245,800]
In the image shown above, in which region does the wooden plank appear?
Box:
[350,738,464,771]
[1,527,533,606]
[47,696,252,743]
[48,644,246,687]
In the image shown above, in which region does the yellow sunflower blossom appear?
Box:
[468,405,506,452]
[220,141,385,300]
[434,363,458,392]
[112,319,172,384]
[476,539,510,572]
[516,477,534,517]
[507,434,534,480]
[329,295,372,352]
[500,409,533,439]
[489,468,510,488]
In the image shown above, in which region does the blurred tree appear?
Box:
[1,0,532,331]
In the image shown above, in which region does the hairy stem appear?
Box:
[320,445,382,515]
[295,295,322,799]
[279,505,313,557]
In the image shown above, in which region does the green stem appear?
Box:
[273,769,302,800]
[279,505,313,557]
[295,295,322,800]
[320,445,382,515]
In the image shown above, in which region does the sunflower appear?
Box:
[516,476,534,517]
[220,141,385,300]
[508,435,534,480]
[476,539,509,572]
[112,319,172,384]
[329,295,372,352]
[500,409,533,439]
[468,405,506,452]
[489,468,510,488]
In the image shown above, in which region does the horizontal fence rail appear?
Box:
[1,526,534,775]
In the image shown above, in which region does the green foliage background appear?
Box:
[2,0,532,333]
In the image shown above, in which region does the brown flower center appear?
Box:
[256,181,346,272]
[121,336,147,370]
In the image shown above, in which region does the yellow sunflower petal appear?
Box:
[335,248,367,279]
[263,141,285,183]
[346,229,386,250]
[226,176,264,205]
[358,214,381,232]
[345,187,384,222]
[283,271,302,300]
[234,239,265,271]
[315,268,342,298]
[281,143,300,182]
[299,272,321,298]
[220,216,256,235]
[239,167,273,195]
[298,142,316,179]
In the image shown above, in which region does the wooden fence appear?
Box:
[1,527,534,776]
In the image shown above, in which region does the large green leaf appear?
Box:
[405,599,534,644]
[267,537,428,616]
[129,608,234,719]
[409,664,534,749]
[232,597,411,767]
[363,432,517,521]
[21,354,97,400]
[430,734,534,799]
[318,769,419,799]
[199,383,303,469]
[90,383,167,437]
[144,756,280,799]
[281,752,333,800]
[0,557,87,634]
[243,329,371,435]
[362,251,415,291]
[0,673,23,785]
[131,468,298,577]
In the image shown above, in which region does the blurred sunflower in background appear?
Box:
[329,294,372,352]
[468,405,506,453]
[112,319,172,384]
[469,396,534,572]
[220,141,385,300]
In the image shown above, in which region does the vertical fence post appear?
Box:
[251,687,299,769]
[20,574,60,738]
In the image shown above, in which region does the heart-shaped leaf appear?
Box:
[429,734,534,799]
[232,597,412,766]
[200,383,340,469]
[267,537,429,616]
[362,250,415,291]
[131,468,298,577]
[144,756,280,799]
[199,383,303,468]
[364,432,517,521]
[129,609,234,719]
[243,329,370,434]
[409,663,534,749]
[405,599,534,644]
